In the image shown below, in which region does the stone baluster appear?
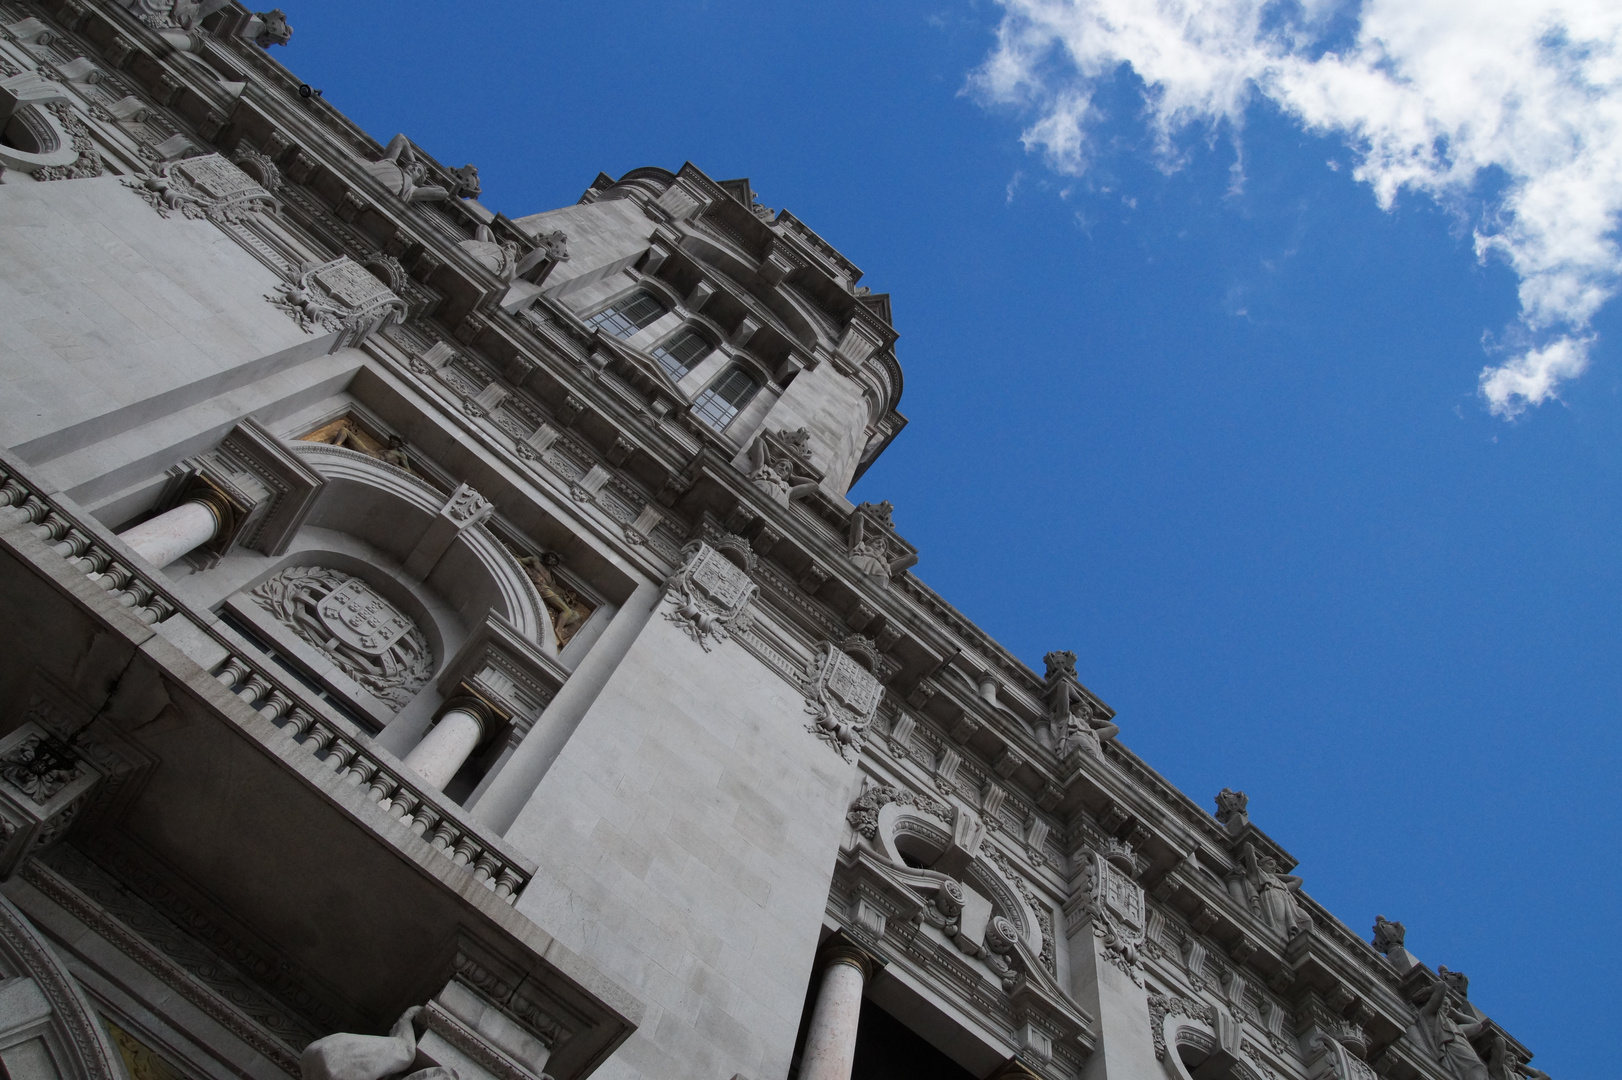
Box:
[115,490,231,568]
[799,940,880,1080]
[402,696,495,791]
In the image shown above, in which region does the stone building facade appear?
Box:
[0,5,1548,1080]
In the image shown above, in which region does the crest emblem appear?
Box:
[317,578,414,654]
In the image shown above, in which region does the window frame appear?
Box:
[582,288,667,340]
[692,363,763,432]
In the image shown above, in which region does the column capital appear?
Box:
[436,692,500,740]
[815,933,883,983]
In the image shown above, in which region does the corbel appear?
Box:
[555,394,585,427]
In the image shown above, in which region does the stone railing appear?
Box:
[0,459,531,905]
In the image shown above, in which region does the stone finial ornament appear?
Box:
[1372,914,1405,953]
[1214,787,1249,827]
[245,9,291,47]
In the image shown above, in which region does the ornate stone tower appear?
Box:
[0,5,1546,1080]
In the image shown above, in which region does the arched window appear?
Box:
[693,365,760,431]
[583,289,665,339]
[650,327,713,381]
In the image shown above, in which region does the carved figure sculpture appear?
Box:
[1409,980,1490,1080]
[458,224,519,280]
[1240,841,1309,939]
[516,553,589,648]
[300,1007,455,1080]
[847,501,918,580]
[1485,1033,1537,1080]
[299,418,416,474]
[365,134,451,203]
[1061,697,1118,758]
[746,431,818,506]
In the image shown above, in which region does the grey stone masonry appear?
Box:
[0,3,1545,1080]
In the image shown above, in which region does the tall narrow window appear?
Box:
[693,366,760,431]
[650,328,712,381]
[583,290,665,339]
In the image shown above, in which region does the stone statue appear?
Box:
[300,1007,455,1080]
[747,433,817,506]
[1372,914,1418,972]
[459,223,519,280]
[303,419,416,474]
[1409,979,1490,1080]
[1043,651,1117,755]
[516,552,588,648]
[1485,1032,1544,1080]
[1240,841,1309,938]
[366,135,451,203]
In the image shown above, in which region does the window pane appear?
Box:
[693,366,759,431]
[651,329,712,380]
[584,290,665,339]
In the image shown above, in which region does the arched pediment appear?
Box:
[872,801,1037,952]
[290,444,555,655]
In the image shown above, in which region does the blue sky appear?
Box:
[281,2,1617,1074]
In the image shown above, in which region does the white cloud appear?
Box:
[972,0,1622,416]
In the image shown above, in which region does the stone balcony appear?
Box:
[0,448,641,1080]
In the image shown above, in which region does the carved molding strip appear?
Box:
[22,859,304,1075]
[0,888,124,1080]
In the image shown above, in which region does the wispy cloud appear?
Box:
[970,0,1622,417]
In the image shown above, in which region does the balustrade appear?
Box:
[0,458,530,905]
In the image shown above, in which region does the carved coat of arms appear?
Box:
[251,566,431,709]
[804,643,883,760]
[316,577,415,654]
[1075,848,1148,983]
[663,541,756,651]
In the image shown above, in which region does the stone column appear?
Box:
[403,697,493,791]
[800,941,879,1080]
[116,492,230,568]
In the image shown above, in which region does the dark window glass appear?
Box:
[583,290,665,339]
[650,328,712,381]
[692,366,760,431]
